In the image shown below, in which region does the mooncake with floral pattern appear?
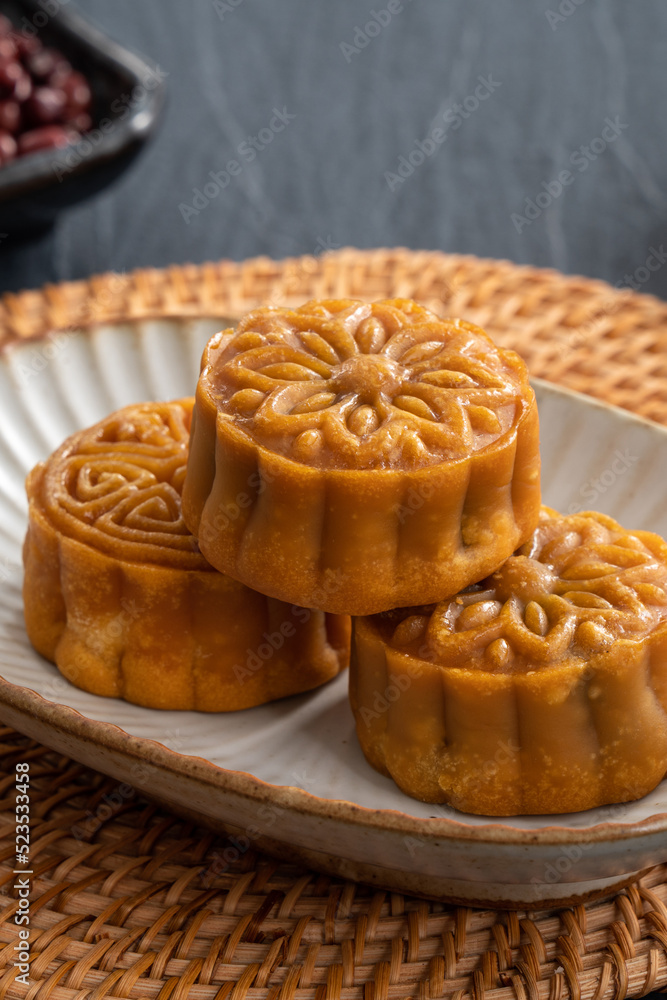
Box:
[351,508,667,814]
[23,399,349,711]
[183,298,541,615]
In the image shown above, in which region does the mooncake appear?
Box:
[183,298,541,615]
[23,399,350,711]
[350,508,667,815]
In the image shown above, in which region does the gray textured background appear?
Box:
[1,0,667,298]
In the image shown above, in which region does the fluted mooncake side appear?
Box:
[23,399,349,711]
[183,298,541,615]
[351,508,667,815]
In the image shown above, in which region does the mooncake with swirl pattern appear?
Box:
[182,298,541,615]
[23,399,349,711]
[351,508,667,815]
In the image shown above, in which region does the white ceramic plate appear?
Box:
[1,317,666,909]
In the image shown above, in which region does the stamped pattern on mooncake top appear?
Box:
[38,400,206,569]
[385,510,667,670]
[204,298,526,470]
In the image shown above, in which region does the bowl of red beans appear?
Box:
[0,0,164,236]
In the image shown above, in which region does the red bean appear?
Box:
[0,61,22,93]
[59,71,91,111]
[0,99,20,134]
[17,124,77,155]
[26,48,69,82]
[26,86,66,124]
[0,19,94,165]
[0,128,17,164]
[13,70,31,103]
[0,61,31,102]
[12,32,41,59]
[0,36,18,61]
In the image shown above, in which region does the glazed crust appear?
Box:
[23,399,350,711]
[182,299,541,615]
[350,508,667,815]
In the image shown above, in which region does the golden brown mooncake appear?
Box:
[23,399,350,711]
[182,298,541,615]
[350,508,667,816]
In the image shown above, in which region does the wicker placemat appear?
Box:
[0,727,666,1000]
[1,248,666,423]
[1,248,667,1000]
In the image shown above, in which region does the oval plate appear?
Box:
[1,316,666,909]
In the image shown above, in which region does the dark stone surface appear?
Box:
[0,0,666,298]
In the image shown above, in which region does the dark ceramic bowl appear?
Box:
[0,0,165,237]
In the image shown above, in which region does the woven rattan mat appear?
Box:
[1,248,666,1000]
